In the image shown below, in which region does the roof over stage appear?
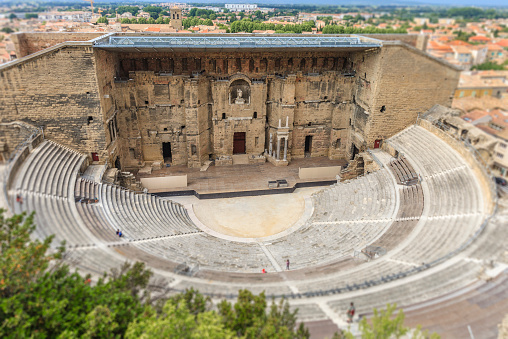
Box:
[92,33,383,53]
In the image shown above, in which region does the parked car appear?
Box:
[494,177,507,186]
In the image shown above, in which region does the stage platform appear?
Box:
[136,157,347,198]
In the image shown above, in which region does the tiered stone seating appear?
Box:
[266,220,393,269]
[14,140,85,198]
[135,234,273,273]
[389,156,418,185]
[397,184,423,219]
[10,141,89,246]
[5,124,495,333]
[312,168,397,222]
[98,183,200,240]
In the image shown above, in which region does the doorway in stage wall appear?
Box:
[351,144,359,160]
[304,135,312,158]
[233,132,246,154]
[162,142,172,162]
[374,139,382,149]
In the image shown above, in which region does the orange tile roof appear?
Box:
[469,36,491,42]
[487,44,504,51]
[495,39,508,48]
[448,40,472,46]
[463,109,489,122]
[145,27,160,32]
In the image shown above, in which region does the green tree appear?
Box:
[471,62,505,71]
[25,13,38,19]
[126,299,234,338]
[96,16,108,24]
[343,304,440,339]
[218,289,309,338]
[0,209,151,338]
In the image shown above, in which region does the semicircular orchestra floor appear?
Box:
[171,187,321,238]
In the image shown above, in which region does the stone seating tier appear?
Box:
[4,125,492,327]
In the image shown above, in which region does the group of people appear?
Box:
[116,229,123,237]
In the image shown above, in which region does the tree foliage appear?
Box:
[322,24,407,34]
[96,16,108,24]
[342,303,440,339]
[0,209,310,338]
[229,19,315,33]
[472,62,506,71]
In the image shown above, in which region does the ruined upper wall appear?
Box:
[0,43,107,160]
[363,43,460,145]
[12,32,104,58]
[361,34,429,51]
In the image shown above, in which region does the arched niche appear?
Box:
[229,78,251,105]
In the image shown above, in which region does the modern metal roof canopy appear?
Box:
[92,34,382,52]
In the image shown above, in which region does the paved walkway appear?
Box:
[137,157,346,194]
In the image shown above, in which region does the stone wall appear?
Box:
[0,45,107,160]
[362,34,429,51]
[12,32,104,58]
[363,43,460,148]
[0,35,461,171]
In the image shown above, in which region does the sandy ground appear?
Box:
[165,187,322,238]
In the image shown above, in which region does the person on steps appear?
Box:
[347,302,355,323]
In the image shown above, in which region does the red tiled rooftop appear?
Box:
[469,36,491,42]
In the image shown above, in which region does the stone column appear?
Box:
[276,137,281,160]
[283,137,288,161]
[269,133,273,156]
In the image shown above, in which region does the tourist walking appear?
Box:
[16,194,23,205]
[286,259,290,270]
[347,302,355,323]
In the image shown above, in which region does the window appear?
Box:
[459,91,464,98]
[191,145,197,155]
[253,112,257,119]
[496,152,504,158]
[222,113,226,120]
[501,143,507,149]
[255,137,259,146]
[87,116,94,125]
[336,138,341,149]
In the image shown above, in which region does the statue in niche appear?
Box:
[235,88,245,104]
